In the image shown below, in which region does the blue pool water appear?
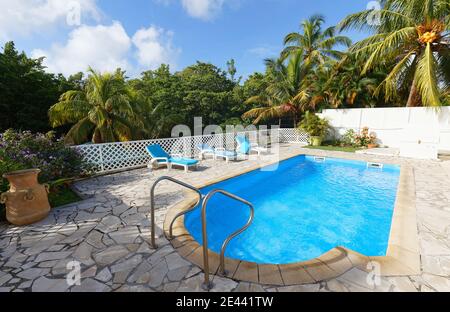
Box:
[184,155,400,264]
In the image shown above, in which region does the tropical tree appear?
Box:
[178,62,238,126]
[0,42,78,133]
[243,51,310,126]
[231,72,270,122]
[242,92,285,125]
[282,14,352,66]
[339,0,450,107]
[308,57,389,109]
[49,68,139,145]
[227,59,238,82]
[129,65,186,139]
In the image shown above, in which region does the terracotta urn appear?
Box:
[1,169,50,226]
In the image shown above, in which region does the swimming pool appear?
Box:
[184,155,400,265]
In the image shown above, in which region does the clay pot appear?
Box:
[1,169,50,226]
[367,143,378,149]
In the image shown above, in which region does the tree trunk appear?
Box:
[406,82,421,107]
[93,128,102,144]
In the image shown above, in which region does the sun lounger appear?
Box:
[146,144,199,173]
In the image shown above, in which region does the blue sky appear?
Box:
[0,0,371,79]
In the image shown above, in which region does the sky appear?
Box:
[0,0,372,79]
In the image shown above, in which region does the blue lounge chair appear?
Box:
[196,143,216,160]
[236,135,267,156]
[214,136,260,163]
[146,144,199,173]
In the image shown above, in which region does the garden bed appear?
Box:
[0,129,91,223]
[304,145,361,153]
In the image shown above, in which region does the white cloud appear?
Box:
[247,45,280,58]
[32,22,180,76]
[155,0,242,21]
[32,22,132,76]
[0,0,100,40]
[181,0,225,20]
[132,26,181,70]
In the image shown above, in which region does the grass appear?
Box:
[305,145,361,153]
[48,186,81,208]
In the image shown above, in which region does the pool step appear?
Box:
[367,162,384,169]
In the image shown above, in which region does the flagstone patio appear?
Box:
[1,144,449,292]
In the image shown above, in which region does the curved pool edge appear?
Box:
[163,151,420,286]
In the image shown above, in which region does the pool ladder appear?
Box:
[150,176,255,290]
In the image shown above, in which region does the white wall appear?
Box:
[320,107,450,158]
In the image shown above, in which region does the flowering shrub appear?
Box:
[0,130,91,220]
[341,129,357,146]
[354,127,377,147]
[0,130,90,183]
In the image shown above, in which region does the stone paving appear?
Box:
[0,144,450,292]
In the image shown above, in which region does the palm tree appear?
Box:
[132,97,184,139]
[242,93,285,125]
[49,68,139,145]
[339,0,450,107]
[243,52,310,126]
[312,58,386,108]
[282,14,352,66]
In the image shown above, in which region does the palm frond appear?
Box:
[112,118,132,142]
[415,43,441,106]
[319,36,352,50]
[65,117,95,145]
[244,95,268,105]
[375,51,416,100]
[338,9,413,32]
[242,107,282,125]
[48,91,90,127]
[283,32,303,46]
[362,27,417,73]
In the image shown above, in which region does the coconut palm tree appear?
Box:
[132,96,184,139]
[49,68,140,145]
[282,14,352,66]
[339,0,450,107]
[243,52,310,126]
[242,92,285,126]
[311,57,388,108]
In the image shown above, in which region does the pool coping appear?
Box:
[163,150,420,286]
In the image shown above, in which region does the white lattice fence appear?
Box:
[74,128,309,173]
[278,128,309,144]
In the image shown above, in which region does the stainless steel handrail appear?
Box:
[201,189,254,290]
[150,176,202,249]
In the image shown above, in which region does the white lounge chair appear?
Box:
[213,148,239,163]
